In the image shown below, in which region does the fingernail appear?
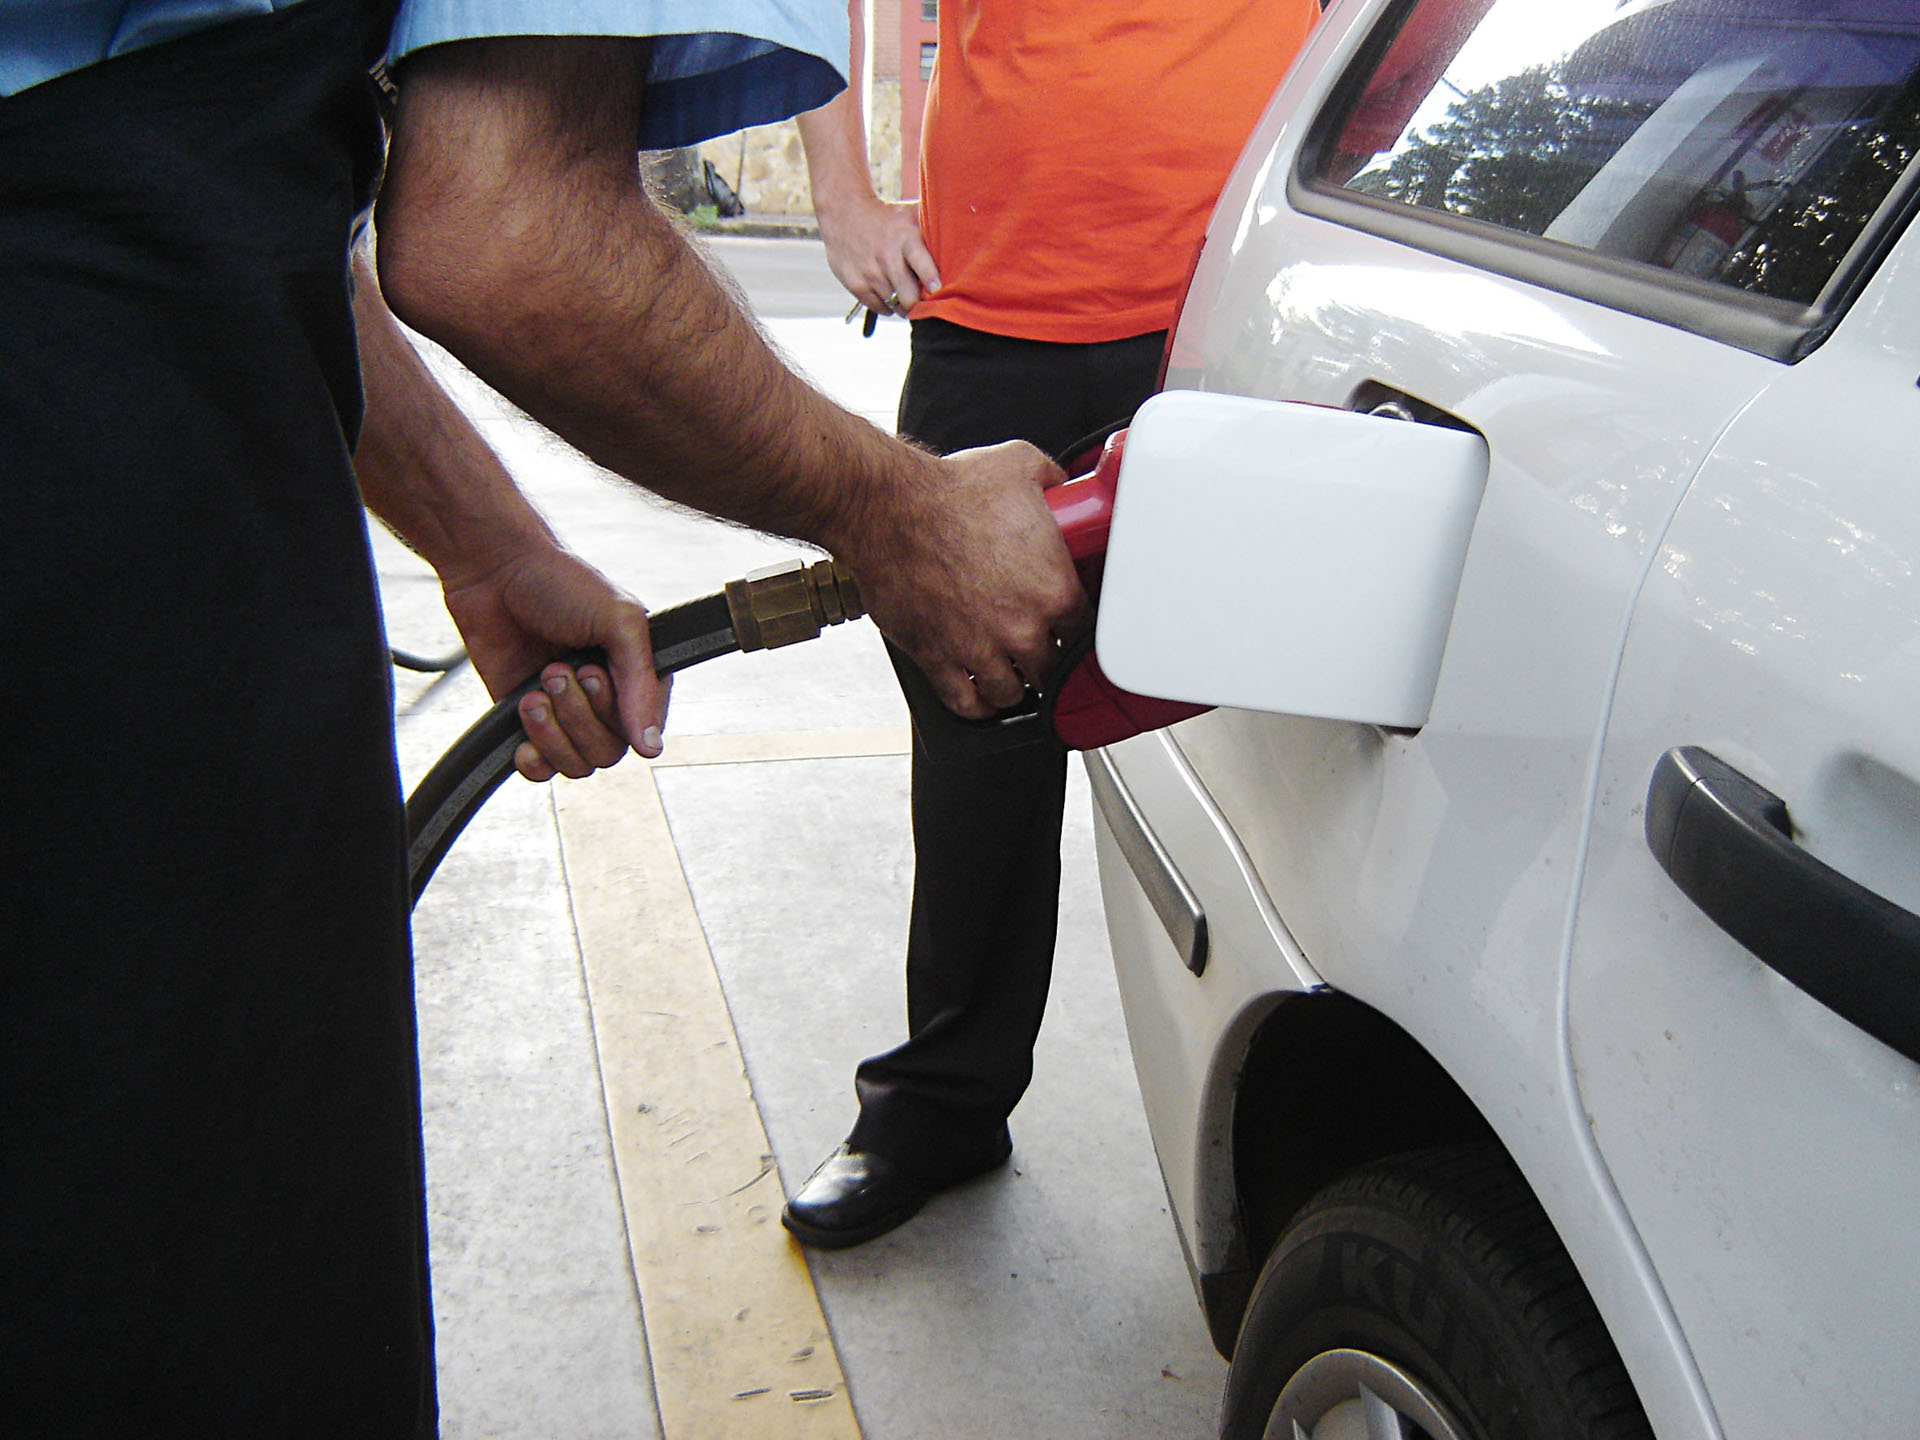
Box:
[581,674,603,697]
[641,725,663,756]
[544,674,567,696]
[526,699,549,725]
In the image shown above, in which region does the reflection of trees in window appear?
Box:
[1346,49,1920,305]
[1347,62,1657,235]
[1716,73,1920,304]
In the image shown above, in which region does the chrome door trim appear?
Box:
[1088,745,1210,976]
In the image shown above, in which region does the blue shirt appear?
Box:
[0,0,846,146]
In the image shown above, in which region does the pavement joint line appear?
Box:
[639,725,910,770]
[553,758,863,1440]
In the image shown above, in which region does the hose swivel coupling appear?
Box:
[724,557,866,653]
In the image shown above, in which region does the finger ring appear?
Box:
[885,292,901,311]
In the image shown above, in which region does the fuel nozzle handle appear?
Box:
[1041,428,1127,569]
[880,429,1131,761]
[731,432,1122,650]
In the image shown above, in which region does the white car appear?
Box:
[1087,2,1920,1437]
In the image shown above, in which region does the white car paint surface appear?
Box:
[1090,1,1920,1436]
[1568,231,1920,1436]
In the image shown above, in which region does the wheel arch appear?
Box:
[1197,990,1499,1356]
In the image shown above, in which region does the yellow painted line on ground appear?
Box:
[553,754,865,1440]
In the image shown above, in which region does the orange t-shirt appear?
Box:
[912,0,1320,343]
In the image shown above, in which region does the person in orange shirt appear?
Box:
[785,0,1321,1249]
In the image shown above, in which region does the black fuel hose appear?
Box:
[390,645,468,674]
[405,428,1129,904]
[404,589,738,907]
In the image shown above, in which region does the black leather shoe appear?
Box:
[781,1144,934,1250]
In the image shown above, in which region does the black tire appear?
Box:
[1221,1145,1653,1440]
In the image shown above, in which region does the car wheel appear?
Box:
[1221,1145,1651,1440]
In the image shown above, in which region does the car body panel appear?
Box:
[1087,2,1920,1438]
[1154,16,1775,1436]
[1566,233,1920,1435]
[1091,734,1320,1283]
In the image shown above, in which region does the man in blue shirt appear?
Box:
[0,3,1086,1433]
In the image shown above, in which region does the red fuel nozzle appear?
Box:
[1044,430,1126,567]
[1036,427,1213,752]
[876,424,1209,757]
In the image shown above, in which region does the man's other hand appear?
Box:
[441,542,666,780]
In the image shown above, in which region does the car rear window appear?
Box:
[1299,0,1920,355]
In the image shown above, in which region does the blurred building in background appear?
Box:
[684,0,938,221]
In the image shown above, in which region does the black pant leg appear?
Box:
[848,319,1162,1184]
[0,8,433,1434]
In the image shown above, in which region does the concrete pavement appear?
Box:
[379,236,1226,1439]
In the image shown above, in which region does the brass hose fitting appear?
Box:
[724,557,866,652]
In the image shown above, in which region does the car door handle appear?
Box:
[1646,746,1920,1066]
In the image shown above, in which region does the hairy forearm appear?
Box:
[351,243,552,578]
[352,240,665,765]
[376,37,933,569]
[373,35,1084,719]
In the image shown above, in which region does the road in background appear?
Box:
[704,233,854,317]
